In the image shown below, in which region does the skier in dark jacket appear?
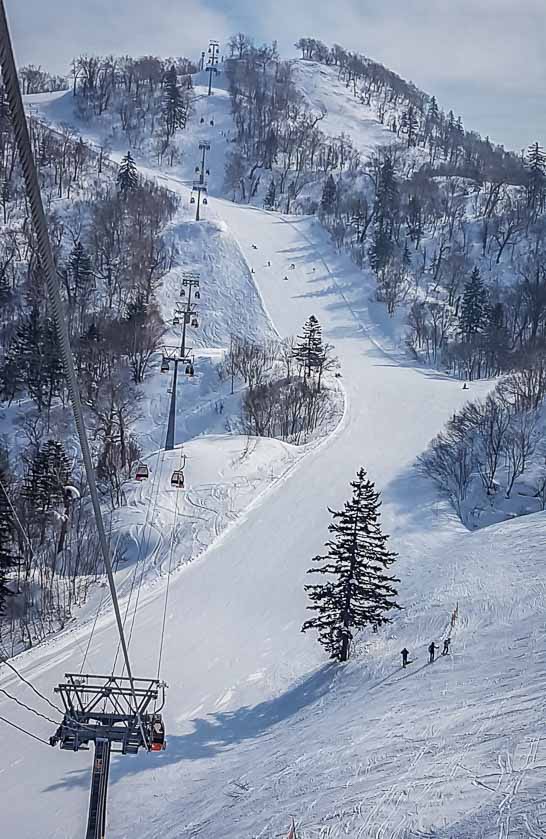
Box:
[442,638,451,656]
[401,648,409,668]
[428,641,438,663]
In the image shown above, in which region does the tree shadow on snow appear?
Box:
[43,663,338,793]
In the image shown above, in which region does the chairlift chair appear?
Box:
[150,715,166,752]
[170,469,185,488]
[135,464,150,481]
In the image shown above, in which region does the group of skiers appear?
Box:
[401,637,451,669]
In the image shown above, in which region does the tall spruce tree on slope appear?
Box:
[264,179,276,210]
[321,174,337,215]
[302,467,400,662]
[293,315,324,381]
[369,157,398,276]
[526,142,546,215]
[162,65,188,140]
[459,267,487,341]
[117,151,138,196]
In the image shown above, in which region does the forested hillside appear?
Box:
[0,91,178,650]
[218,36,546,528]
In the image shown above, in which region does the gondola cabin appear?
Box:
[191,317,199,327]
[161,360,169,373]
[190,196,195,204]
[185,364,194,376]
[150,715,166,752]
[173,316,180,325]
[170,469,185,488]
[194,290,200,299]
[180,287,186,297]
[135,464,149,481]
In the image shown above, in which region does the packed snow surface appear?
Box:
[1,66,545,839]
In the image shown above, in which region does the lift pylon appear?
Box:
[50,674,166,838]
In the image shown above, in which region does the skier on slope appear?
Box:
[428,641,438,663]
[442,638,451,656]
[401,648,409,668]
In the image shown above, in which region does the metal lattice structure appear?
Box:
[50,674,166,755]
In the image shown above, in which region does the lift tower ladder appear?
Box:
[50,674,166,838]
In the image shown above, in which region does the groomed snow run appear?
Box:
[1,72,545,839]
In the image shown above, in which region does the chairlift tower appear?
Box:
[180,271,201,357]
[50,674,166,839]
[190,143,211,221]
[162,343,196,450]
[206,40,220,95]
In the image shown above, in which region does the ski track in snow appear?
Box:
[1,74,545,839]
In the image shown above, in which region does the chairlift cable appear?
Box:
[0,712,51,747]
[0,1,147,748]
[156,446,185,679]
[123,446,168,664]
[0,475,34,557]
[0,686,58,724]
[0,652,64,715]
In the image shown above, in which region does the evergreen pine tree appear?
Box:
[293,315,324,380]
[403,105,419,148]
[427,95,439,126]
[0,467,17,616]
[69,241,94,295]
[369,157,398,275]
[302,467,400,662]
[264,180,276,210]
[526,142,546,212]
[321,174,337,215]
[117,151,139,196]
[24,440,70,514]
[162,65,188,140]
[459,267,487,340]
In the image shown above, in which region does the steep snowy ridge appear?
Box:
[292,60,392,157]
[0,63,545,839]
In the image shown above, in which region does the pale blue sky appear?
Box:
[8,0,546,151]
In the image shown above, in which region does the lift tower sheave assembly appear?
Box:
[50,675,166,838]
[206,39,220,95]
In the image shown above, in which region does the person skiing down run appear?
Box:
[442,638,451,656]
[401,648,409,668]
[428,641,438,663]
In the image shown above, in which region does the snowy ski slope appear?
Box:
[1,64,546,839]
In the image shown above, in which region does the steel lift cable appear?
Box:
[0,712,51,747]
[0,651,64,715]
[0,686,58,725]
[111,445,168,675]
[0,0,147,749]
[79,513,126,674]
[156,445,186,680]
